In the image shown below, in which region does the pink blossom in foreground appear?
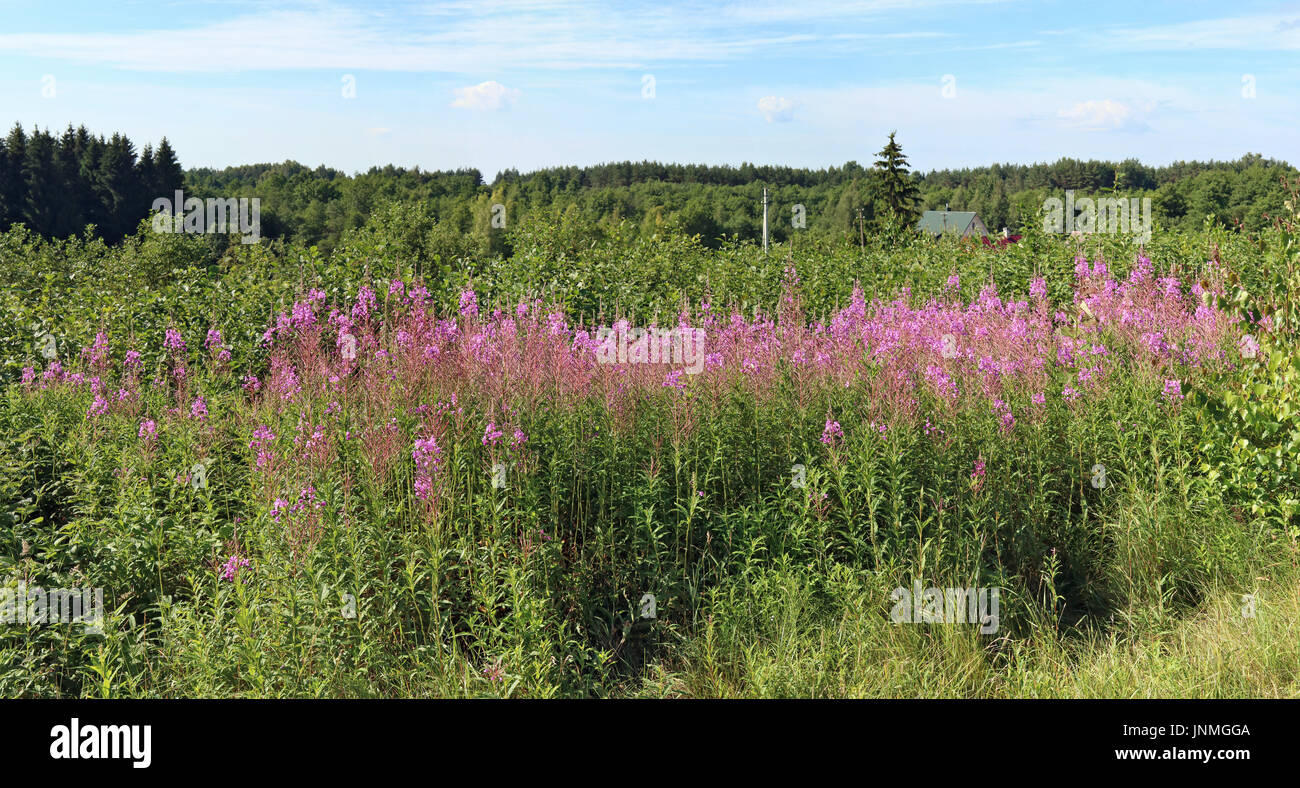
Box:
[1162,379,1184,403]
[220,555,251,582]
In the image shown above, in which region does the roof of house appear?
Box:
[917,210,983,236]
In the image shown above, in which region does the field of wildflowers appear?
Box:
[3,212,1300,697]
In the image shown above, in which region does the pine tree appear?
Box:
[872,131,920,226]
[0,124,28,230]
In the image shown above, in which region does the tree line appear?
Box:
[0,122,1294,251]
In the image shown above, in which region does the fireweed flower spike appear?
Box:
[220,555,251,582]
[1162,379,1185,403]
[459,289,479,318]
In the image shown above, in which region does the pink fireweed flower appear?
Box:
[190,396,208,421]
[205,328,223,349]
[1073,256,1090,280]
[82,332,110,370]
[1162,379,1184,403]
[124,349,142,371]
[20,366,35,386]
[511,429,528,450]
[459,289,479,318]
[1029,276,1047,300]
[991,399,1015,432]
[970,456,987,493]
[482,422,504,447]
[139,419,157,442]
[351,286,377,323]
[412,436,444,472]
[412,435,444,501]
[242,375,261,394]
[86,395,109,419]
[220,555,251,582]
[164,327,186,354]
[251,425,276,467]
[821,418,844,445]
[1141,331,1166,355]
[289,486,325,515]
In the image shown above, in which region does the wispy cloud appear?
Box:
[0,0,1015,73]
[1099,13,1300,51]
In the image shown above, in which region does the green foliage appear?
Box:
[2,202,1299,698]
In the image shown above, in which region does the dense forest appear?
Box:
[1,122,1294,252]
[0,124,185,242]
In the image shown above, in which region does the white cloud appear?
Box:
[451,81,520,110]
[1056,99,1153,132]
[757,95,796,122]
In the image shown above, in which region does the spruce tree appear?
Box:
[95,133,139,240]
[0,124,28,230]
[152,137,184,198]
[872,131,920,226]
[21,127,59,236]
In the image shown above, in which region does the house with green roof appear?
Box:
[917,210,989,238]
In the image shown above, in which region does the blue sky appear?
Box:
[1,0,1296,178]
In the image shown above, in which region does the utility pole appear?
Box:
[857,208,864,249]
[762,187,769,255]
